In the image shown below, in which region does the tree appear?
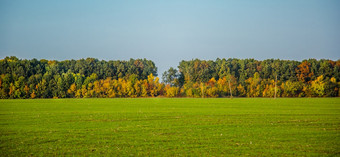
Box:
[216,77,228,97]
[67,84,77,98]
[281,80,303,97]
[165,84,179,97]
[311,75,325,97]
[262,79,275,97]
[162,67,179,86]
[296,61,314,83]
[246,72,261,97]
[30,91,36,99]
[237,84,246,97]
[324,77,338,97]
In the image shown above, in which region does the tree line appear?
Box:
[0,56,339,98]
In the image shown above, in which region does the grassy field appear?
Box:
[0,98,339,156]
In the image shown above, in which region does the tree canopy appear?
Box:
[1,56,339,98]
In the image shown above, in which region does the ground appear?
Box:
[0,98,339,156]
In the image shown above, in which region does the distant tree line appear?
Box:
[0,56,157,98]
[0,56,339,98]
[163,58,340,97]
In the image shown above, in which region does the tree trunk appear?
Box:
[228,79,233,98]
[274,75,277,99]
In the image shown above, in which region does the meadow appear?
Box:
[0,98,339,156]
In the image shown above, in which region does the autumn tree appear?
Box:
[310,75,325,97]
[296,61,314,83]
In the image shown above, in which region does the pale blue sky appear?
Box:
[1,0,339,76]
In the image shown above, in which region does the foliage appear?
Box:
[174,58,339,97]
[0,56,158,98]
[0,56,339,98]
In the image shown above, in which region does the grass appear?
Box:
[0,98,339,156]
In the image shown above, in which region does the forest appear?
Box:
[0,56,339,98]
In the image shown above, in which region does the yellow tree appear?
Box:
[24,85,30,98]
[93,80,102,97]
[237,84,246,97]
[9,83,15,98]
[122,79,129,97]
[152,76,160,97]
[311,75,325,97]
[67,83,77,98]
[108,79,118,98]
[154,77,164,96]
[30,91,36,99]
[165,84,179,97]
[262,79,275,97]
[103,78,113,97]
[146,74,162,97]
[141,80,148,97]
[147,74,156,96]
[127,80,136,98]
[206,78,218,97]
[81,85,88,98]
[87,82,94,97]
[183,81,194,97]
[245,72,261,97]
[217,77,228,96]
[281,80,303,97]
[75,89,82,98]
[134,80,142,97]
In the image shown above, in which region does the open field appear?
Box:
[0,98,339,156]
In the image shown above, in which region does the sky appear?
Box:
[1,0,340,77]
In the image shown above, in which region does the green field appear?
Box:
[0,98,339,156]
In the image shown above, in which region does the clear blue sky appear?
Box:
[1,0,339,77]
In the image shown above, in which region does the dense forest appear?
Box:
[163,58,339,97]
[0,56,339,98]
